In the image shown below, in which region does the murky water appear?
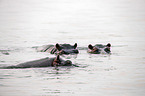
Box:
[0,0,145,96]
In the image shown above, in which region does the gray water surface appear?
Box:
[0,0,145,96]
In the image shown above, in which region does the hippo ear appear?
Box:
[56,55,60,60]
[88,44,93,49]
[74,43,77,49]
[56,43,61,51]
[107,43,111,47]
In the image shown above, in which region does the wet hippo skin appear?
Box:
[1,55,73,69]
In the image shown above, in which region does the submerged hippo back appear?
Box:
[1,55,73,69]
[3,57,53,68]
[16,57,53,68]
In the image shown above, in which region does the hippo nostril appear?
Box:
[73,50,79,53]
[67,60,72,64]
[104,47,111,53]
[64,60,72,66]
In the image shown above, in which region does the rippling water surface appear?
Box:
[0,0,145,96]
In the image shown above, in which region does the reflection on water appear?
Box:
[0,0,145,96]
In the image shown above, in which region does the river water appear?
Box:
[0,0,145,96]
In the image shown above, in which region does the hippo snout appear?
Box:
[73,50,79,53]
[63,60,72,66]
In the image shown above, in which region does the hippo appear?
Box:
[0,55,74,69]
[36,43,79,55]
[88,43,111,54]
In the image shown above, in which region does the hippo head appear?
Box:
[88,44,101,54]
[52,55,72,67]
[55,43,79,55]
[88,43,111,54]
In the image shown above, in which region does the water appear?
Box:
[0,0,145,96]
